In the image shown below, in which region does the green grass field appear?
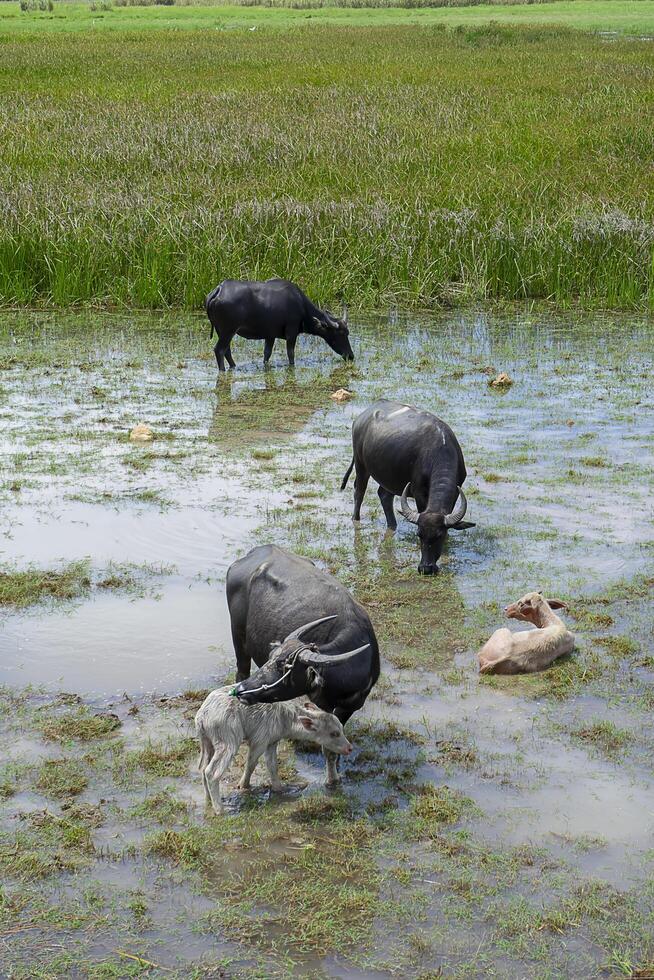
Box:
[1,6,653,309]
[3,1,654,34]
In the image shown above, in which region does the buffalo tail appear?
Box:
[340,457,355,490]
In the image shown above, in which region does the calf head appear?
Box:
[232,615,369,706]
[505,592,568,627]
[312,306,354,362]
[399,485,475,575]
[297,703,352,755]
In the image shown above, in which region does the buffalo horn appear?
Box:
[298,643,370,666]
[444,487,468,527]
[399,483,420,524]
[284,615,337,644]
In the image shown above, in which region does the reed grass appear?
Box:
[0,21,652,309]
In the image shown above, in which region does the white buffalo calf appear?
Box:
[195,687,352,813]
[478,591,575,675]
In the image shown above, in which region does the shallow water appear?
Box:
[1,308,653,975]
[2,308,652,693]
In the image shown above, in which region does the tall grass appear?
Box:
[232,0,564,8]
[0,23,652,309]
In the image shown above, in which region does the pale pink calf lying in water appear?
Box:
[196,687,353,814]
[478,591,575,675]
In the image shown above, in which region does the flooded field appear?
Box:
[1,308,653,979]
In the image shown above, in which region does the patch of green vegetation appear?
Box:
[0,560,91,608]
[596,634,640,658]
[480,472,509,483]
[34,758,88,799]
[580,455,606,467]
[40,708,121,742]
[121,737,196,780]
[0,810,95,881]
[349,553,470,668]
[569,719,633,754]
[144,828,204,865]
[409,785,480,837]
[130,789,188,824]
[0,22,652,310]
[571,608,614,629]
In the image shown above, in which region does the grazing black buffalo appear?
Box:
[227,545,379,783]
[205,278,353,371]
[341,399,475,575]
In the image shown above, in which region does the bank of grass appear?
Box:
[0,22,653,310]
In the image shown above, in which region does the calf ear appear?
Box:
[298,714,318,731]
[451,521,476,531]
[547,598,568,610]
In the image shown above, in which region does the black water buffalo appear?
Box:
[341,399,475,575]
[205,278,354,371]
[228,545,379,783]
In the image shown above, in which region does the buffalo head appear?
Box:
[232,615,368,705]
[312,305,354,362]
[399,485,475,575]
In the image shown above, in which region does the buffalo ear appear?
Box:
[306,667,324,689]
[451,521,476,531]
[547,598,568,610]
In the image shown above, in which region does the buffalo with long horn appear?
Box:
[227,545,379,784]
[341,399,475,574]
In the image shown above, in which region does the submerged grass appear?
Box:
[0,22,653,309]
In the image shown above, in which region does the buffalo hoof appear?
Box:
[418,564,439,576]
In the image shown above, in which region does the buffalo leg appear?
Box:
[352,462,370,522]
[231,620,250,682]
[214,340,226,372]
[377,487,397,531]
[263,338,275,366]
[214,334,238,373]
[286,337,297,367]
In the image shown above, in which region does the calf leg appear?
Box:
[352,461,370,522]
[203,743,237,814]
[225,343,236,370]
[264,743,284,791]
[263,338,275,366]
[377,487,397,531]
[238,743,267,789]
[198,731,215,804]
[324,749,340,786]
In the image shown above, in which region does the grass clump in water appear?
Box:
[410,784,479,836]
[122,737,196,779]
[569,720,632,755]
[34,759,88,799]
[596,635,639,658]
[40,708,121,742]
[0,561,91,608]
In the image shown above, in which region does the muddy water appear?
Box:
[1,309,654,895]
